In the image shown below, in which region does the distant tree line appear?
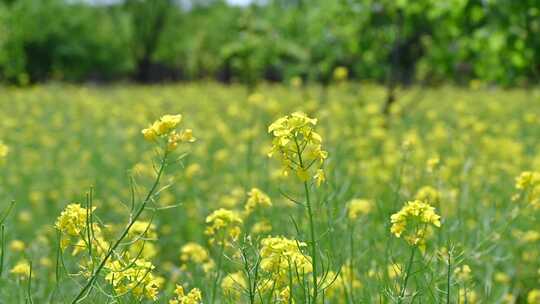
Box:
[0,0,539,86]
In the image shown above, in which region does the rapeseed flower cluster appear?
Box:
[268,112,328,185]
[515,171,540,208]
[0,140,7,159]
[2,84,539,302]
[141,114,195,150]
[180,242,215,273]
[105,258,162,300]
[390,200,441,248]
[55,203,93,237]
[205,208,243,245]
[347,198,372,220]
[55,202,163,300]
[10,260,31,278]
[244,187,272,215]
[259,236,312,286]
[221,271,247,299]
[169,284,202,304]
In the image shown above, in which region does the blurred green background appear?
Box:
[1,0,539,86]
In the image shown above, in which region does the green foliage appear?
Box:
[0,0,132,83]
[0,0,539,85]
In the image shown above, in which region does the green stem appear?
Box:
[210,240,226,304]
[292,135,319,304]
[0,225,4,276]
[303,180,318,303]
[446,251,451,304]
[71,151,168,303]
[348,222,355,303]
[398,246,416,304]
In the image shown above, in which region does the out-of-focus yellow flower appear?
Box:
[313,169,325,187]
[347,198,372,220]
[454,264,472,282]
[221,271,247,299]
[169,284,202,304]
[180,242,214,273]
[10,260,31,278]
[459,289,478,303]
[515,171,540,208]
[333,66,348,82]
[0,141,8,158]
[205,208,243,245]
[251,219,272,235]
[168,129,196,151]
[245,188,272,215]
[494,272,510,284]
[426,156,440,172]
[515,171,540,190]
[9,240,26,252]
[415,186,440,204]
[388,263,402,279]
[528,289,540,303]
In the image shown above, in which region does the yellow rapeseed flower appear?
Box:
[141,114,195,151]
[390,200,441,248]
[205,208,243,245]
[0,141,8,158]
[169,284,202,304]
[529,289,540,303]
[55,203,94,237]
[347,199,372,220]
[180,242,215,273]
[259,236,312,286]
[268,112,327,184]
[245,188,272,214]
[10,260,31,278]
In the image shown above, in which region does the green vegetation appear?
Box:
[0,0,539,85]
[0,83,539,303]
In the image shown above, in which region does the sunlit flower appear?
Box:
[0,141,8,158]
[221,271,247,299]
[169,284,202,304]
[55,203,94,237]
[180,242,215,273]
[347,198,372,220]
[390,200,441,248]
[245,188,272,214]
[259,236,312,286]
[10,260,31,278]
[205,208,243,245]
[268,112,327,182]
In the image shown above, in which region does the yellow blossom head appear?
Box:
[268,112,327,184]
[205,208,243,245]
[390,200,441,248]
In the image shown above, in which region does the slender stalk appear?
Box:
[348,222,355,303]
[210,240,226,304]
[71,151,168,303]
[27,261,33,304]
[446,251,451,304]
[397,246,416,304]
[293,136,319,303]
[303,180,318,303]
[0,225,4,276]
